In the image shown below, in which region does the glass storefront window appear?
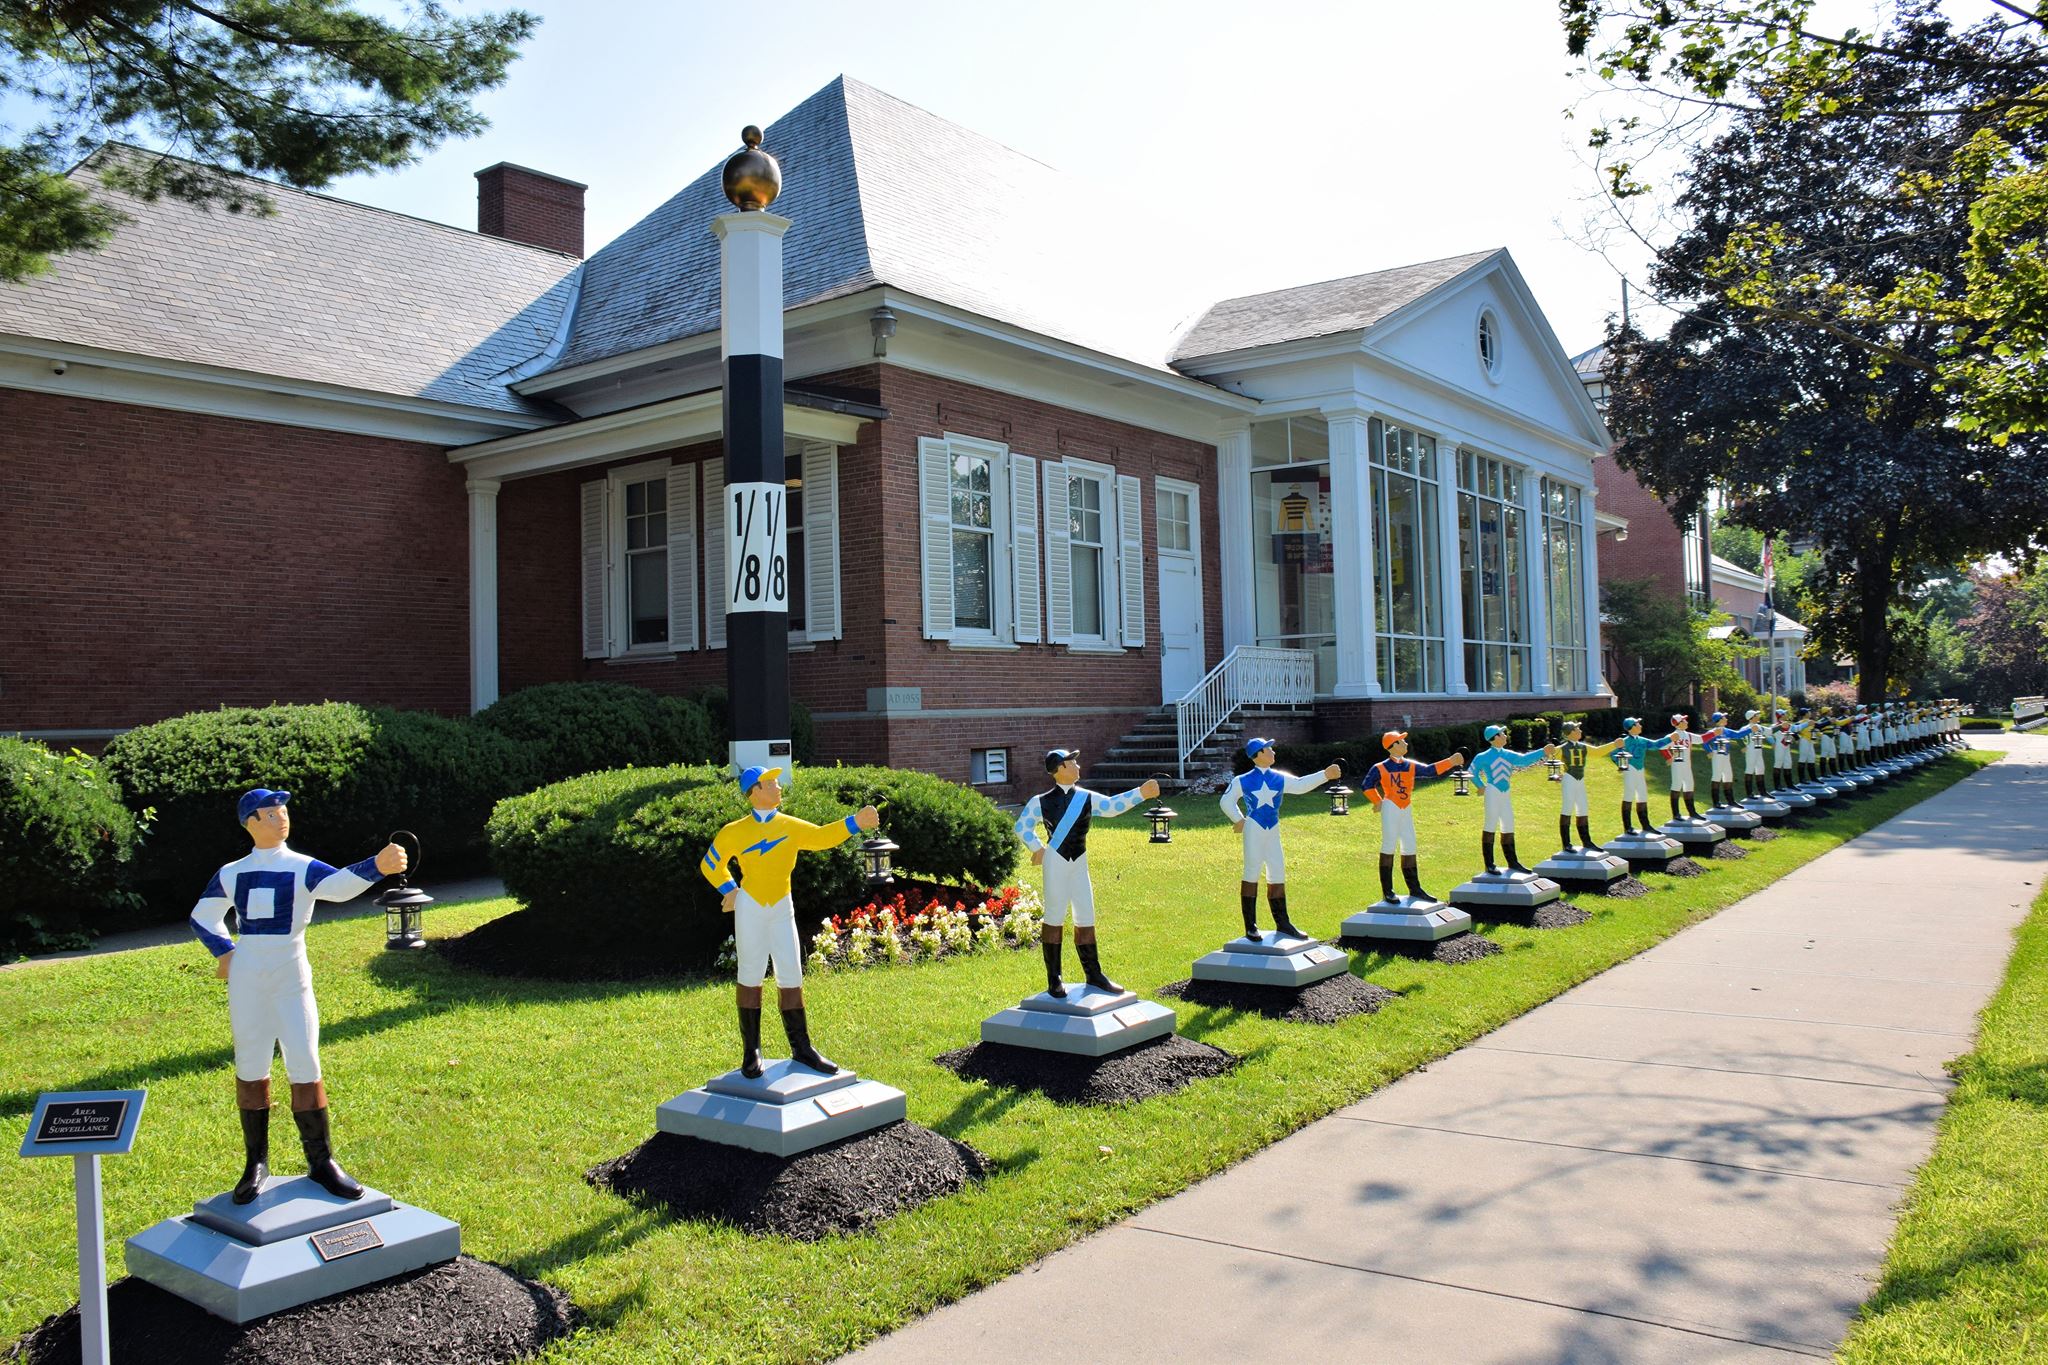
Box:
[1250,416,1335,692]
[1370,419,1441,693]
[1458,450,1531,691]
[1541,477,1587,692]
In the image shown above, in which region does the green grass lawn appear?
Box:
[0,750,1996,1363]
[1841,878,2048,1364]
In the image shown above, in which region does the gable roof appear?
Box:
[542,76,1159,379]
[0,146,580,417]
[1168,250,1499,364]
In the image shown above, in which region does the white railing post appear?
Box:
[1173,644,1316,775]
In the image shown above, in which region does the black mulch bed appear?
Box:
[1661,857,1706,877]
[1529,901,1593,929]
[1338,932,1503,964]
[935,1035,1238,1105]
[1707,841,1749,860]
[1741,826,1783,842]
[2,1256,577,1365]
[1156,971,1398,1024]
[589,1120,988,1241]
[1599,875,1651,899]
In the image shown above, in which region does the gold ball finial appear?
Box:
[722,124,781,211]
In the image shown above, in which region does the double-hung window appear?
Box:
[1540,477,1588,692]
[580,458,698,660]
[1066,466,1109,642]
[919,433,1032,645]
[621,473,669,649]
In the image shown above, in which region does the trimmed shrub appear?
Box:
[0,739,144,953]
[104,703,377,909]
[688,686,818,766]
[1960,716,2006,731]
[474,683,720,783]
[485,763,1017,968]
[103,702,539,915]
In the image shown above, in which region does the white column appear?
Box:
[1216,423,1256,654]
[1580,484,1603,698]
[1522,470,1551,695]
[1437,441,1468,694]
[1325,408,1378,697]
[467,478,501,713]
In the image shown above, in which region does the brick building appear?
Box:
[4,76,1616,799]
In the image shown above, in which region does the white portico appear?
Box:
[1175,250,1613,709]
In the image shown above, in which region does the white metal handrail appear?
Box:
[1174,645,1316,776]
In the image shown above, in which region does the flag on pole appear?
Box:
[1760,537,1775,612]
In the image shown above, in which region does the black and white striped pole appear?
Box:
[715,126,793,776]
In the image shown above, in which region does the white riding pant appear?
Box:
[1710,753,1734,784]
[1377,802,1417,855]
[1745,748,1766,776]
[1622,767,1649,803]
[1668,757,1696,792]
[1240,823,1286,883]
[1560,773,1589,817]
[1042,850,1097,928]
[734,889,804,989]
[1481,786,1515,833]
[1798,738,1816,762]
[229,950,321,1084]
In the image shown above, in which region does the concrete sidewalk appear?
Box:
[853,737,2048,1364]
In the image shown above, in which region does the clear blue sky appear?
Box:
[314,0,1649,357]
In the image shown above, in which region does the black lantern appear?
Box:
[1146,801,1178,843]
[377,830,432,951]
[1327,784,1352,816]
[1452,767,1472,797]
[859,833,900,887]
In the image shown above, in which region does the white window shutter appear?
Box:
[580,478,609,658]
[703,461,727,649]
[1010,452,1041,643]
[1117,472,1146,647]
[918,437,955,639]
[802,442,841,642]
[667,464,698,651]
[1043,460,1072,645]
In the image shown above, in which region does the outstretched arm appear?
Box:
[793,808,879,853]
[1090,780,1161,817]
[1507,747,1550,770]
[1282,768,1333,796]
[304,850,394,904]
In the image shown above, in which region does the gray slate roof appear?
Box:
[548,76,1150,375]
[1169,250,1501,363]
[0,147,579,416]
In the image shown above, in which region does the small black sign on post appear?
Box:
[20,1090,147,1365]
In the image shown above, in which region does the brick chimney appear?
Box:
[475,162,586,257]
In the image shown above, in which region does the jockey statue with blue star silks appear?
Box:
[701,766,880,1080]
[1219,738,1342,941]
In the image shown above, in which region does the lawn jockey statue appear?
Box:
[701,766,880,1079]
[1656,713,1703,821]
[1468,725,1559,874]
[1015,750,1160,998]
[1552,719,1616,853]
[1616,717,1673,834]
[189,789,408,1204]
[1220,738,1342,941]
[1739,709,1769,798]
[1361,731,1464,903]
[1701,711,1753,810]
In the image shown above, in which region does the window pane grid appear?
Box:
[623,476,668,647]
[1370,419,1442,693]
[1458,452,1528,692]
[1540,475,1586,691]
[949,453,995,632]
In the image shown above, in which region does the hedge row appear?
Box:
[0,740,145,954]
[6,682,817,945]
[486,763,1017,967]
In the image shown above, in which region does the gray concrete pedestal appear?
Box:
[1532,847,1630,888]
[1340,896,1474,943]
[1604,829,1683,871]
[1769,783,1817,809]
[657,1060,908,1157]
[980,983,1176,1057]
[1449,868,1562,914]
[125,1177,459,1324]
[1740,793,1792,820]
[1657,816,1727,852]
[1191,932,1350,987]
[1702,804,1762,833]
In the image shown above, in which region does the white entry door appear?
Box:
[1156,478,1205,700]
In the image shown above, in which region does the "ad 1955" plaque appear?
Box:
[309,1220,385,1262]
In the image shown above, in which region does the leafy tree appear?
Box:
[1602,576,1756,712]
[1957,563,2048,706]
[1592,6,2048,700]
[1563,0,2048,441]
[0,0,537,282]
